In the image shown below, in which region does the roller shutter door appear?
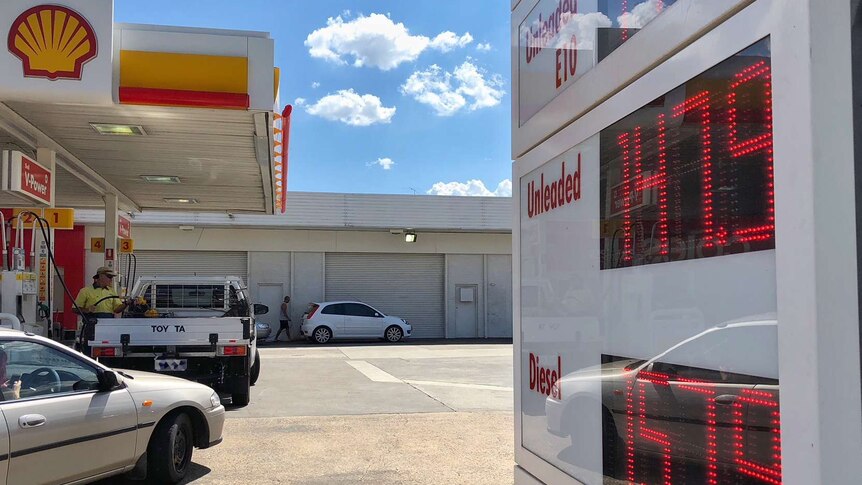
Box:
[125,251,248,283]
[325,253,444,338]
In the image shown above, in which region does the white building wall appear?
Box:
[82,225,513,339]
[291,252,325,324]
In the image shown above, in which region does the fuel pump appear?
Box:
[0,213,40,335]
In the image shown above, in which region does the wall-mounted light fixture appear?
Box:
[405,231,417,243]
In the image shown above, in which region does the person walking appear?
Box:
[274,296,291,341]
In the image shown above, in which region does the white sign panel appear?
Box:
[0,0,114,104]
[518,37,780,484]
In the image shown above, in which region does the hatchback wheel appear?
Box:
[385,325,403,342]
[313,326,332,344]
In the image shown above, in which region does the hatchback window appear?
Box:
[344,303,378,317]
[321,304,345,315]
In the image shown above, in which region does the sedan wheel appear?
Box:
[385,326,403,342]
[148,413,194,484]
[313,326,332,344]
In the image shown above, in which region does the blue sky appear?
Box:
[115,1,513,197]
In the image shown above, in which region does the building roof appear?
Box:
[75,191,514,233]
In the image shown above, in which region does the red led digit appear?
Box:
[728,62,775,243]
[625,375,637,483]
[676,377,719,485]
[734,389,782,484]
[624,371,675,484]
[619,132,634,262]
[619,121,669,263]
[673,91,715,248]
[656,115,669,254]
[634,116,669,255]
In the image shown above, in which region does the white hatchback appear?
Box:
[300,301,412,344]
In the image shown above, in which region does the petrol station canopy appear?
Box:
[0,1,284,214]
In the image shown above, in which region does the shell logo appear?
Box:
[7,5,98,81]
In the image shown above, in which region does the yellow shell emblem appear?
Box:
[7,5,98,81]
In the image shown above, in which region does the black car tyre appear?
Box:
[232,374,251,406]
[385,326,403,342]
[313,326,332,344]
[148,413,194,484]
[250,350,261,386]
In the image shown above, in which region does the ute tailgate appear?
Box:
[90,317,248,346]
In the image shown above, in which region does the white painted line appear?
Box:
[405,380,513,392]
[346,360,403,383]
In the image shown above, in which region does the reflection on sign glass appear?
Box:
[518,0,678,124]
[599,325,781,484]
[600,38,774,269]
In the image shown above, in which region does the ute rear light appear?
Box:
[92,347,117,358]
[218,345,247,356]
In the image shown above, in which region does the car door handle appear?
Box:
[714,394,740,406]
[19,414,46,428]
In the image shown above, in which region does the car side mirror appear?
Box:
[254,304,269,315]
[97,370,121,392]
[375,313,381,317]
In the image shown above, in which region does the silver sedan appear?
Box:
[0,328,224,484]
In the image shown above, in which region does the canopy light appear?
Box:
[405,231,417,243]
[90,123,147,136]
[164,198,197,204]
[142,175,181,184]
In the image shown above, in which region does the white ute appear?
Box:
[87,276,264,406]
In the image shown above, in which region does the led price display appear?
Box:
[595,38,782,484]
[601,350,780,484]
[600,39,774,269]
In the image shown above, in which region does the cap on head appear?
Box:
[94,266,117,278]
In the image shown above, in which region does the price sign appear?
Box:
[119,239,134,253]
[90,237,105,253]
[44,208,74,230]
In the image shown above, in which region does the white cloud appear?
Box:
[305,89,396,126]
[618,0,664,29]
[342,9,351,18]
[305,14,472,70]
[553,12,613,50]
[311,81,321,89]
[367,157,395,170]
[476,42,492,52]
[401,65,465,116]
[427,179,512,197]
[453,62,505,110]
[401,61,505,116]
[294,97,307,107]
[430,31,474,52]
